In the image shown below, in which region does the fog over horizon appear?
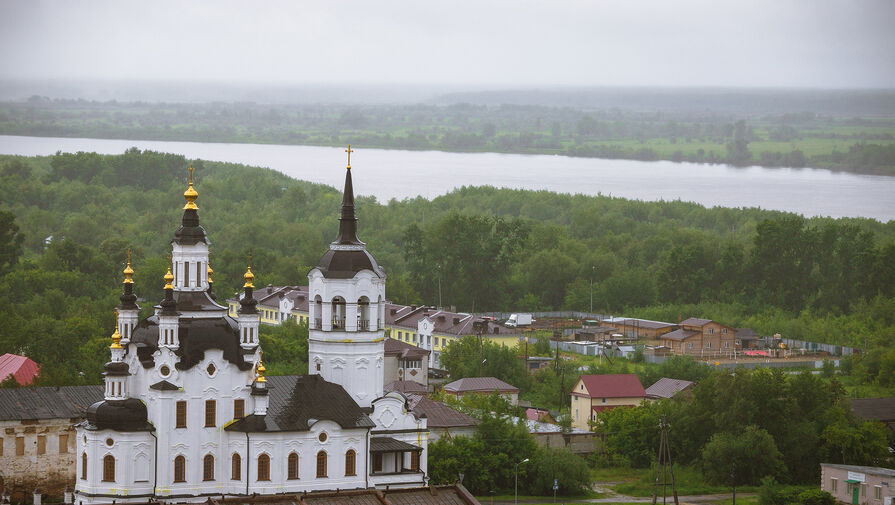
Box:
[1,0,894,95]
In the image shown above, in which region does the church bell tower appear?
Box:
[307,147,386,408]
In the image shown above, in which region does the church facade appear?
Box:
[74,157,426,503]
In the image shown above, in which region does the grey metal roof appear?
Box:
[443,376,519,393]
[384,337,430,358]
[405,394,479,429]
[225,374,375,433]
[645,378,695,399]
[680,317,713,327]
[370,436,422,453]
[0,385,103,421]
[662,329,701,341]
[821,463,895,478]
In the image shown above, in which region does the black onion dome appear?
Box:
[103,361,130,376]
[86,398,153,431]
[118,283,138,311]
[239,287,258,315]
[315,248,385,279]
[173,208,209,246]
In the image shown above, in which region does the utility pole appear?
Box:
[590,265,594,314]
[652,416,679,505]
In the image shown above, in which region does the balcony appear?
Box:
[358,319,370,331]
[311,318,322,330]
[332,317,345,329]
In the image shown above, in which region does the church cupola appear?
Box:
[307,147,387,407]
[238,259,260,350]
[206,262,216,300]
[171,164,211,292]
[251,357,269,415]
[117,250,139,346]
[158,261,180,349]
[104,316,130,400]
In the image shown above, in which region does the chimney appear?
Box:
[390,308,397,316]
[453,317,460,325]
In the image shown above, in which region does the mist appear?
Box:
[1,0,894,93]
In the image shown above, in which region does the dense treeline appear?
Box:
[0,150,893,385]
[597,366,892,485]
[2,98,895,174]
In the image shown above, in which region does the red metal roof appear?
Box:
[0,353,40,386]
[577,374,645,398]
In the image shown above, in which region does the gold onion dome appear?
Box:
[183,164,198,210]
[207,263,213,284]
[164,263,174,290]
[243,265,255,289]
[256,359,267,383]
[123,251,134,284]
[110,311,123,349]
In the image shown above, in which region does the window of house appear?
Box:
[874,486,882,500]
[410,451,420,471]
[706,342,712,349]
[174,455,186,482]
[232,453,241,481]
[709,328,714,334]
[602,398,607,404]
[288,452,299,479]
[205,399,216,427]
[831,478,837,492]
[373,452,383,472]
[16,436,24,456]
[103,454,115,482]
[687,342,694,349]
[234,399,245,419]
[176,401,187,428]
[203,454,214,481]
[258,454,270,481]
[37,435,46,455]
[724,341,730,349]
[722,328,728,334]
[59,434,68,453]
[81,452,87,479]
[861,484,866,497]
[0,437,3,456]
[316,451,327,477]
[574,395,577,402]
[345,450,356,476]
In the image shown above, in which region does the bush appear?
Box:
[797,489,835,505]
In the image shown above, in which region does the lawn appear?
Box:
[593,465,760,497]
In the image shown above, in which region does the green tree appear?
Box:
[0,211,24,274]
[701,426,786,486]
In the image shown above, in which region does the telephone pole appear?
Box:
[652,416,679,505]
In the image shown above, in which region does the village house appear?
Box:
[645,377,695,401]
[602,317,677,340]
[404,393,479,442]
[570,374,646,430]
[0,353,40,386]
[661,318,739,357]
[820,464,894,505]
[0,385,103,497]
[384,337,430,390]
[443,377,520,406]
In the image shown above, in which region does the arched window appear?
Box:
[358,296,370,330]
[257,454,270,481]
[345,449,356,476]
[102,454,115,482]
[174,455,186,482]
[287,452,299,479]
[316,451,327,478]
[313,295,323,329]
[203,454,214,481]
[231,453,241,480]
[81,452,87,480]
[331,297,346,329]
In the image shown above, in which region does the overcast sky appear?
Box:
[1,0,893,89]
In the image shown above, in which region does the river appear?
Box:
[0,135,892,221]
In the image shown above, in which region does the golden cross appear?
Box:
[345,144,354,168]
[189,163,194,183]
[126,248,131,262]
[247,253,252,268]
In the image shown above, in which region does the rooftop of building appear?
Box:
[443,376,519,393]
[575,374,646,398]
[645,377,695,399]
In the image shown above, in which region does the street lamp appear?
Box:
[515,458,529,505]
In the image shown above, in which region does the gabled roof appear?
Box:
[820,464,895,478]
[384,337,430,358]
[680,317,713,327]
[385,304,520,337]
[576,374,645,398]
[603,317,677,330]
[662,329,701,341]
[850,397,895,422]
[225,375,375,433]
[645,377,695,399]
[405,393,479,429]
[198,484,482,505]
[0,353,40,385]
[384,380,428,394]
[736,328,760,339]
[0,385,103,421]
[444,376,519,393]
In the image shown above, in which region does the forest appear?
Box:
[0,149,893,386]
[2,94,895,175]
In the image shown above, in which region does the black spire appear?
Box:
[159,264,178,316]
[334,165,364,246]
[119,281,138,311]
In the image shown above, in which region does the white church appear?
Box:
[75,155,427,503]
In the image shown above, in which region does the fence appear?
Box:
[476,311,609,321]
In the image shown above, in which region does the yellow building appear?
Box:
[570,374,646,430]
